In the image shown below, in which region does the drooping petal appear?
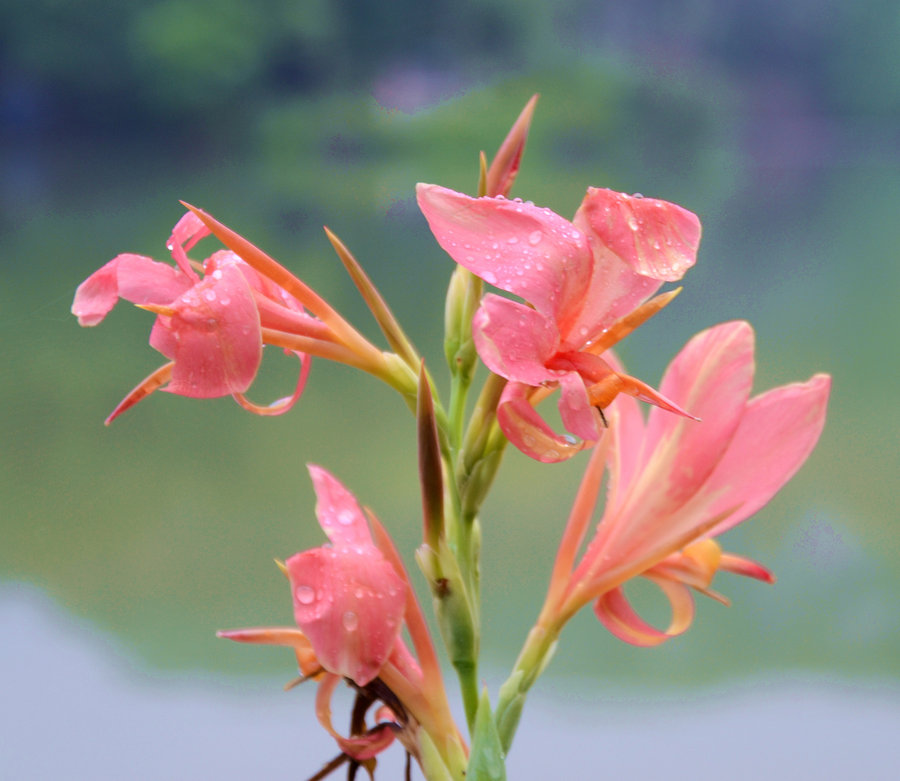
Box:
[496,382,590,463]
[556,370,603,444]
[315,674,397,761]
[72,254,193,327]
[150,263,262,397]
[287,545,407,686]
[416,184,592,324]
[695,373,831,537]
[471,295,560,385]
[577,188,700,282]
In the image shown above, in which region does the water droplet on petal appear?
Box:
[507,236,519,245]
[336,508,355,525]
[342,611,359,631]
[203,290,216,302]
[295,585,315,605]
[528,230,542,246]
[483,271,497,285]
[212,269,224,280]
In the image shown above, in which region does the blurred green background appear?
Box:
[2,0,897,697]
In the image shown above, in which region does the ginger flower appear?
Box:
[220,467,467,778]
[537,321,831,643]
[73,209,412,423]
[417,183,702,462]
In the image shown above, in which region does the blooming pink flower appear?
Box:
[538,321,830,644]
[416,183,702,462]
[220,467,467,772]
[72,211,323,422]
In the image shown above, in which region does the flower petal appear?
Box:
[416,184,592,323]
[496,382,590,463]
[287,545,407,686]
[700,373,831,536]
[315,674,397,761]
[232,350,311,416]
[72,254,192,327]
[632,321,755,513]
[593,577,695,647]
[471,295,560,385]
[577,188,700,282]
[308,464,375,548]
[217,626,321,677]
[557,370,602,444]
[151,262,262,397]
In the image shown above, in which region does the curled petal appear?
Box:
[496,382,591,463]
[471,295,560,384]
[315,674,397,761]
[416,184,592,323]
[593,577,695,647]
[169,210,211,254]
[232,350,311,416]
[577,188,700,282]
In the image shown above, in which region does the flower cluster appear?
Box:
[72,96,830,779]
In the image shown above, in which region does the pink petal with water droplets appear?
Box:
[308,464,374,548]
[578,187,700,282]
[287,545,406,686]
[471,295,560,385]
[169,210,211,254]
[152,262,261,397]
[416,184,592,323]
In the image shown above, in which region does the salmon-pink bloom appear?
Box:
[537,321,830,645]
[220,467,468,774]
[72,211,323,422]
[416,184,702,462]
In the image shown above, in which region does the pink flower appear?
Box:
[220,467,467,773]
[539,321,830,644]
[416,184,702,462]
[72,211,326,422]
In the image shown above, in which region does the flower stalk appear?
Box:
[71,94,831,780]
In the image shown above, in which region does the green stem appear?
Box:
[494,622,561,754]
